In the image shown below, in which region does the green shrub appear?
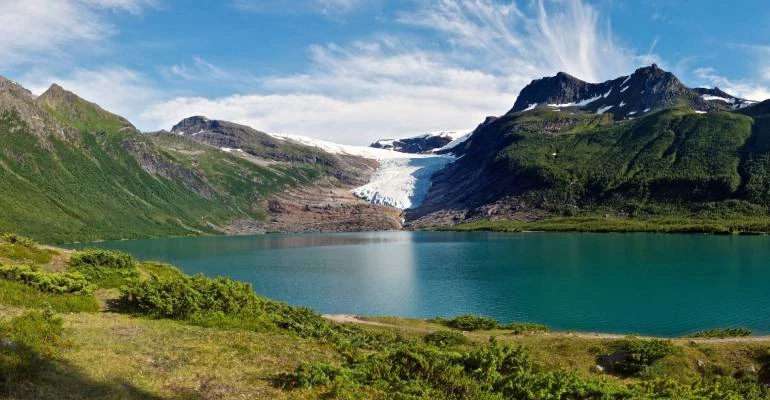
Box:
[118,274,401,353]
[272,362,346,389]
[688,328,752,338]
[612,338,676,375]
[0,264,94,295]
[0,233,38,248]
[424,330,467,347]
[118,274,259,319]
[68,249,139,288]
[443,315,498,331]
[432,315,549,333]
[69,249,136,270]
[0,280,99,313]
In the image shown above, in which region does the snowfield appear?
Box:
[351,156,453,209]
[271,133,459,210]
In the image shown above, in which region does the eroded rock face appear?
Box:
[0,76,70,143]
[260,183,403,232]
[121,137,217,200]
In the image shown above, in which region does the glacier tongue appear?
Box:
[352,156,453,210]
[269,132,455,210]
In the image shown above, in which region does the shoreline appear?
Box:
[323,314,768,343]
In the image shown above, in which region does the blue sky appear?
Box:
[3,0,770,144]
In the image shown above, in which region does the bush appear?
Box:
[0,233,38,248]
[68,249,139,288]
[424,330,467,347]
[119,274,260,320]
[0,280,99,313]
[499,322,550,334]
[0,264,94,295]
[611,338,676,375]
[69,249,136,270]
[432,314,548,334]
[688,328,752,338]
[118,274,401,353]
[443,315,498,331]
[272,362,346,389]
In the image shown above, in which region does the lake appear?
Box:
[69,231,770,336]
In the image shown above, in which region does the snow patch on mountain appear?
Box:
[597,105,614,114]
[701,94,735,104]
[273,134,423,160]
[434,132,471,153]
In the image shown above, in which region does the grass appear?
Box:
[0,234,57,265]
[0,306,339,399]
[440,215,770,234]
[0,280,99,313]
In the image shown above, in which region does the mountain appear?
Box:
[692,87,757,109]
[370,131,467,154]
[0,79,399,243]
[508,64,739,120]
[408,65,770,226]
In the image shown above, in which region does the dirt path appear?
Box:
[323,314,397,328]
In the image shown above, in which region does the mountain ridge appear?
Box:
[508,64,748,120]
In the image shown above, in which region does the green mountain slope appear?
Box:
[410,105,770,224]
[0,80,350,243]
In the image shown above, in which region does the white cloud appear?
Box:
[81,0,157,14]
[398,0,637,83]
[232,0,370,15]
[141,0,650,143]
[693,67,770,101]
[23,67,165,125]
[0,0,154,69]
[18,0,655,144]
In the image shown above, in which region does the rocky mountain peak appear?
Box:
[170,116,216,135]
[509,64,734,119]
[0,75,34,99]
[37,83,83,106]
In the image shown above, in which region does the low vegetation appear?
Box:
[68,249,139,288]
[444,215,770,234]
[0,264,94,295]
[688,328,753,338]
[1,234,770,399]
[431,314,549,333]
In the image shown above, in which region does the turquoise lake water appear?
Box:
[70,231,770,336]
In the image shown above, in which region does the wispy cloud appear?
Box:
[20,0,657,144]
[398,0,639,83]
[693,67,770,101]
[165,57,258,85]
[0,0,154,70]
[232,0,372,16]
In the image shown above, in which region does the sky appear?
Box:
[2,0,770,144]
